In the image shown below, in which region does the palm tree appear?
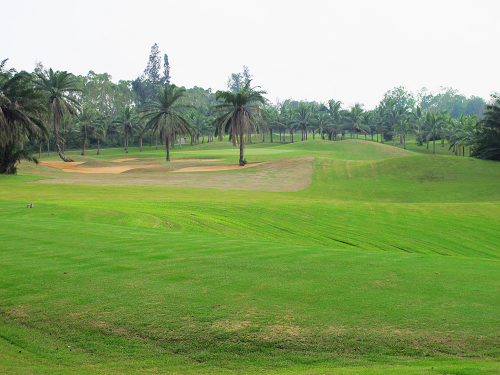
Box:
[78,104,96,156]
[424,111,444,154]
[0,65,46,173]
[1,69,47,147]
[35,68,81,162]
[326,99,343,141]
[141,85,192,161]
[396,118,411,149]
[113,105,135,153]
[411,106,425,146]
[472,93,500,160]
[91,118,106,155]
[214,81,267,166]
[0,142,39,174]
[345,103,364,139]
[293,103,314,141]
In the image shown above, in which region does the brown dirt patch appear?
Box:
[111,158,138,162]
[172,158,225,162]
[40,160,159,174]
[171,162,266,172]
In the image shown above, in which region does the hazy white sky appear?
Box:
[3,0,499,109]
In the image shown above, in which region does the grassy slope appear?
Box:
[1,138,500,374]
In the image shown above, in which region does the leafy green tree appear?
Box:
[141,85,192,161]
[35,68,81,162]
[214,81,267,166]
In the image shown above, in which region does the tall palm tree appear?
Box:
[141,85,192,161]
[35,68,81,162]
[214,81,267,166]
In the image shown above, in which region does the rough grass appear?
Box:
[1,138,500,374]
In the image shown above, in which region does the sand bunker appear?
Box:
[111,158,138,162]
[40,160,159,174]
[40,161,85,168]
[171,162,266,173]
[172,158,225,162]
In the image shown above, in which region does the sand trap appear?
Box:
[172,158,225,162]
[62,165,159,174]
[40,161,85,168]
[39,160,159,174]
[171,162,266,173]
[111,158,138,162]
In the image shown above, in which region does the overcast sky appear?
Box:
[3,0,499,109]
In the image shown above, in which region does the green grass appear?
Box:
[1,138,500,374]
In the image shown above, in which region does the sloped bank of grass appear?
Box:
[1,216,500,373]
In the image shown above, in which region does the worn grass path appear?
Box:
[1,138,500,374]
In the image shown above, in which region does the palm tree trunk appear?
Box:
[150,134,152,147]
[433,137,436,154]
[81,130,86,156]
[47,138,50,156]
[125,132,129,153]
[53,112,73,162]
[155,136,158,150]
[139,136,143,152]
[166,135,170,161]
[270,129,273,143]
[39,141,42,159]
[403,136,406,150]
[97,137,100,155]
[239,126,245,166]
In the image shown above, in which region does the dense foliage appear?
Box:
[1,46,499,175]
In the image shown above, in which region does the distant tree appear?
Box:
[144,43,162,86]
[382,86,416,109]
[214,81,267,166]
[161,53,171,86]
[227,66,252,93]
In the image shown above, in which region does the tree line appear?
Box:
[2,44,500,173]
